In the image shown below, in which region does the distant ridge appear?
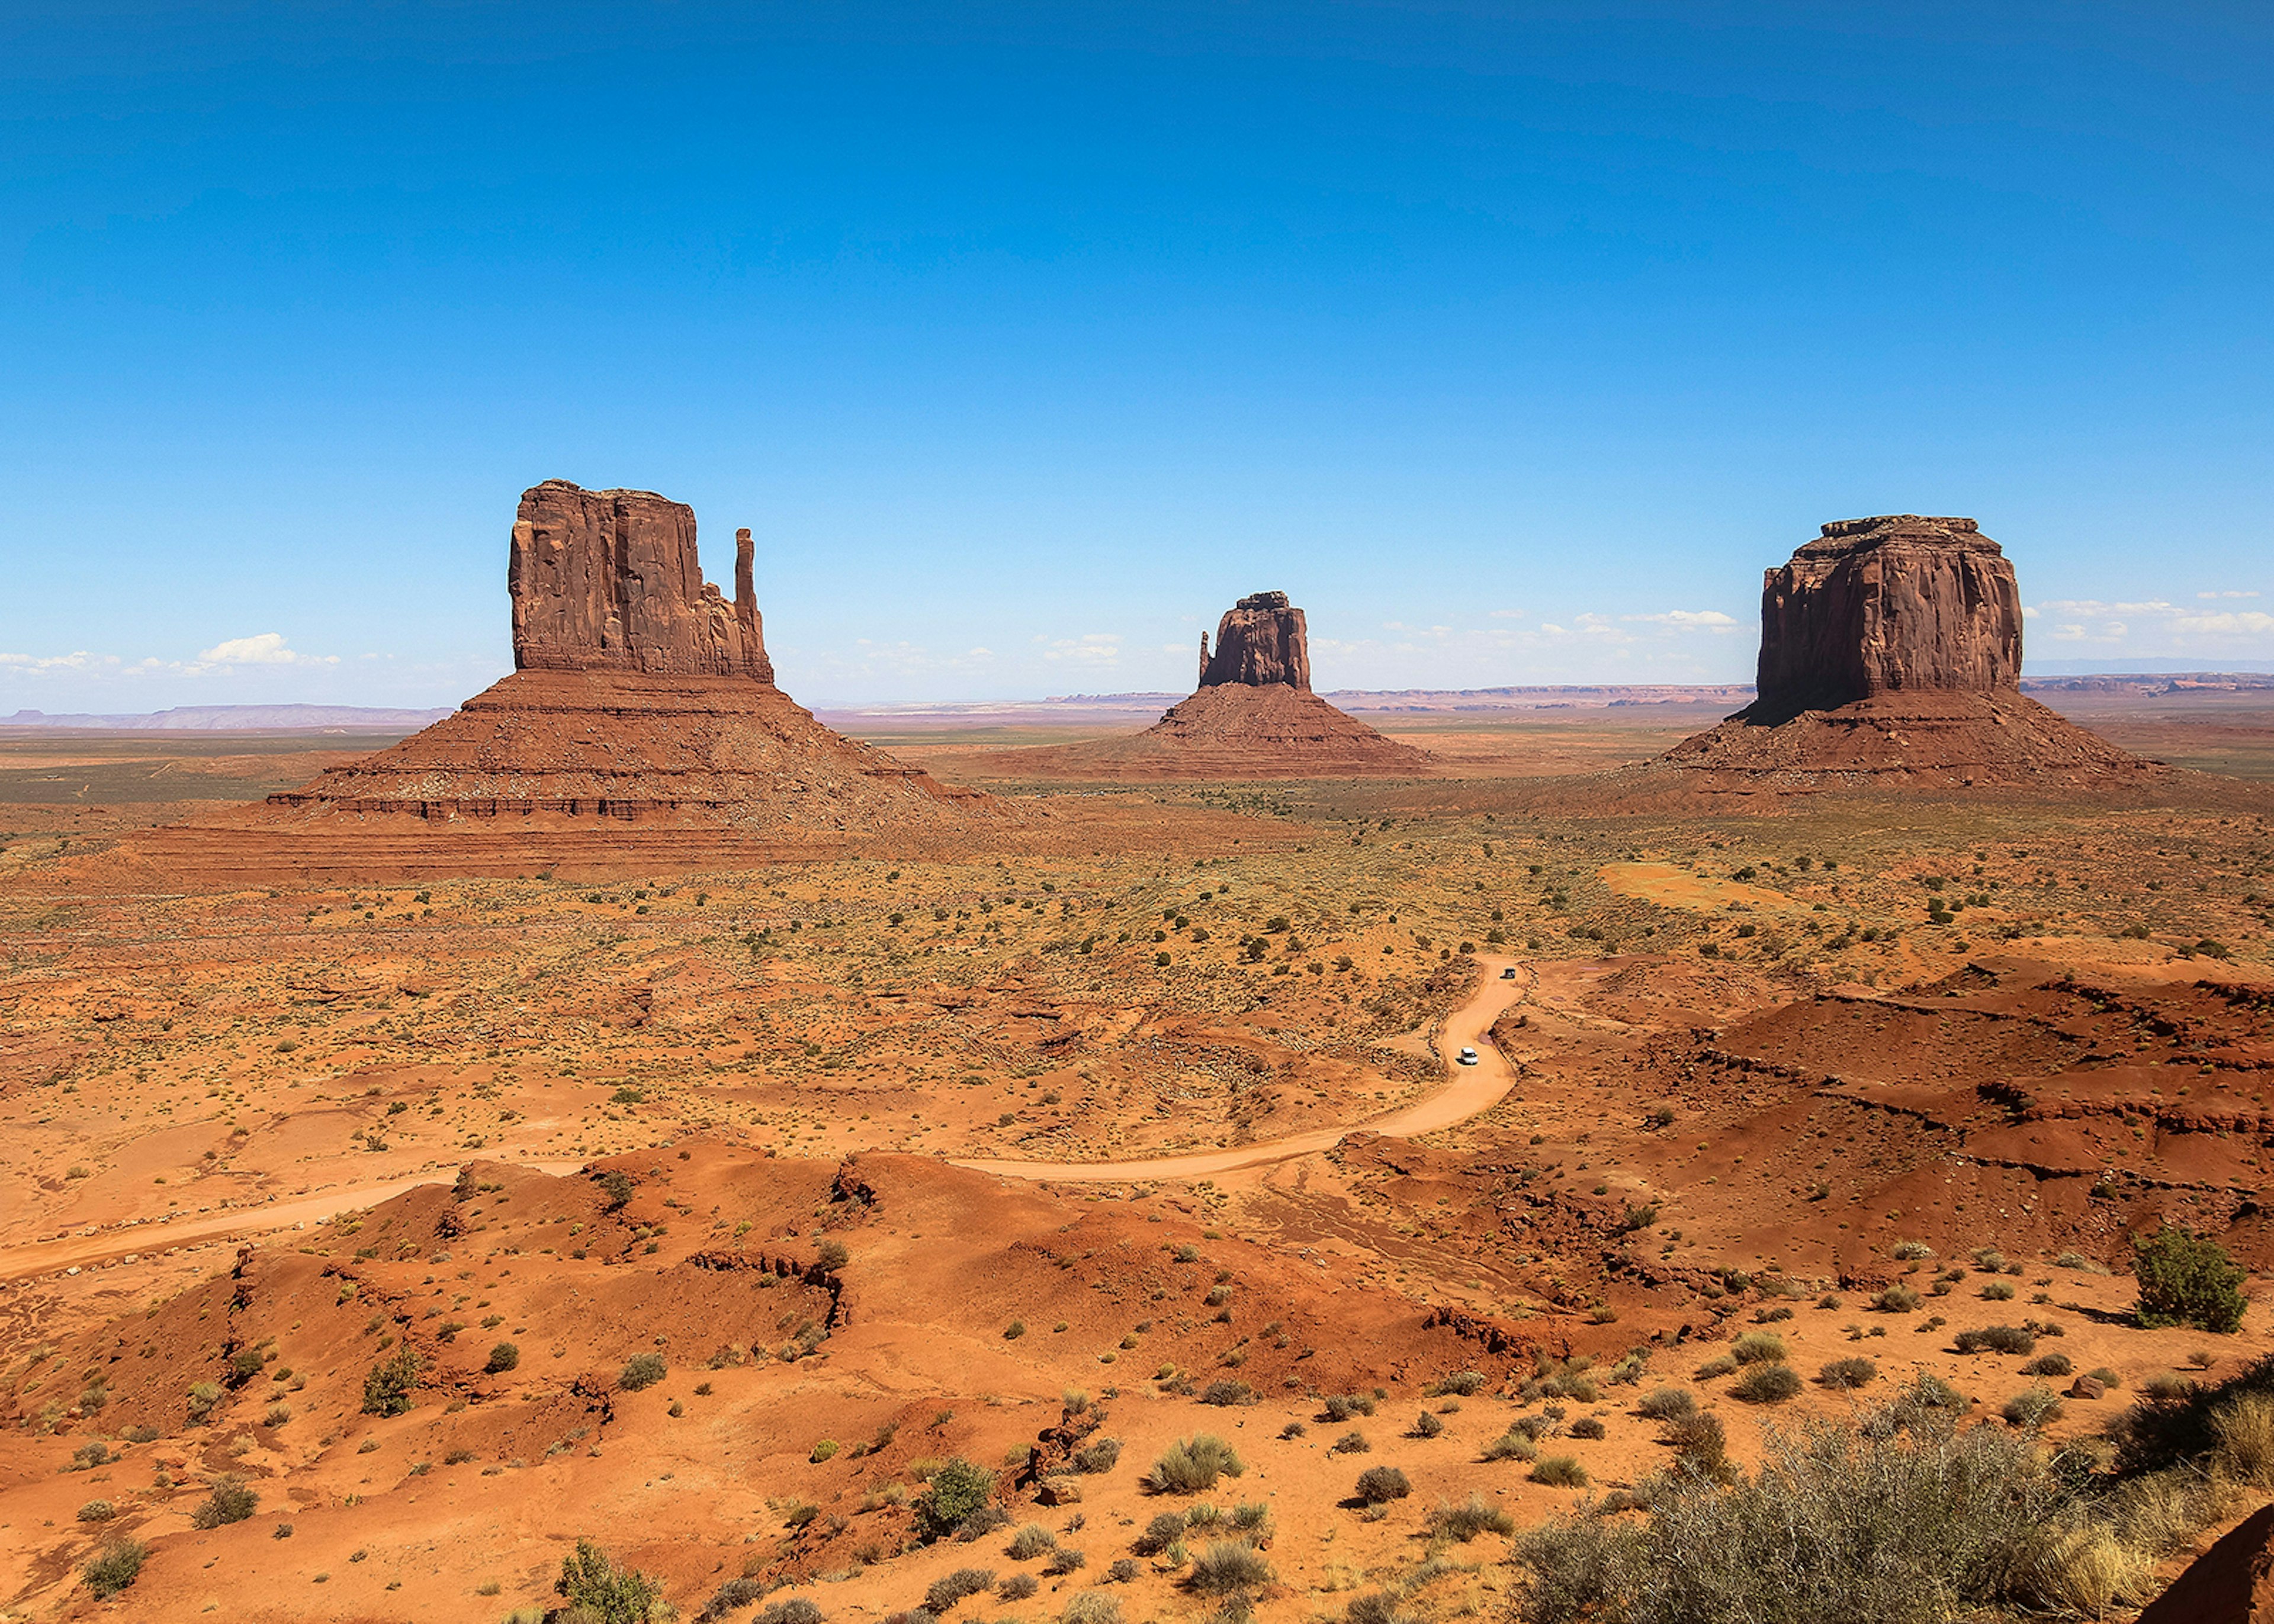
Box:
[2,705,455,732]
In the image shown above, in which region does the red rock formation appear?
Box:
[126,480,1009,878]
[989,590,1428,780]
[1753,516,2021,723]
[1659,516,2160,790]
[2137,1502,2274,1624]
[1200,591,1312,691]
[508,480,772,681]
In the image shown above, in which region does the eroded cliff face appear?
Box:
[1200,591,1312,690]
[1753,516,2021,722]
[508,480,772,682]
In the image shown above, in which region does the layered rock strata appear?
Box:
[1752,515,2021,723]
[1665,516,2157,786]
[1199,591,1312,690]
[997,590,1428,780]
[240,480,999,853]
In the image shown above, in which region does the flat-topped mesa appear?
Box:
[1200,590,1311,690]
[1753,514,2020,722]
[508,479,772,681]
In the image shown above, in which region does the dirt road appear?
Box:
[953,956,1533,1182]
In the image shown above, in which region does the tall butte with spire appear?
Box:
[137,480,1001,880]
[1007,590,1428,779]
[1663,514,2157,785]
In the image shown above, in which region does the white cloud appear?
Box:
[194,632,335,667]
[1039,633,1121,665]
[1621,609,1740,631]
[2028,597,2274,649]
[1488,609,1525,619]
[2199,590,2261,600]
[0,650,113,671]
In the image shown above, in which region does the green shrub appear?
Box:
[1430,1371,1486,1397]
[555,1537,666,1623]
[2003,1386,2064,1432]
[1569,1417,1606,1439]
[1062,1594,1121,1624]
[1322,1394,1377,1420]
[1819,1358,1878,1391]
[1187,1540,1274,1594]
[918,1456,998,1538]
[191,1475,259,1529]
[485,1342,520,1374]
[998,1575,1039,1602]
[1636,1387,1696,1420]
[81,1539,147,1599]
[1429,1494,1515,1541]
[620,1352,667,1391]
[1531,1455,1590,1488]
[598,1170,635,1211]
[1074,1437,1122,1473]
[1411,1410,1444,1438]
[1954,1326,2036,1356]
[924,1568,997,1613]
[360,1348,420,1417]
[1513,1411,2119,1624]
[1872,1285,1922,1313]
[77,1499,116,1522]
[754,1603,826,1624]
[1663,1411,1729,1478]
[1482,1430,1538,1462]
[1354,1465,1410,1504]
[2134,1226,2247,1333]
[1145,1435,1243,1494]
[1732,1365,1803,1404]
[1008,1523,1057,1560]
[1732,1333,1787,1365]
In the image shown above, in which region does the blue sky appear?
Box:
[4,1,2270,709]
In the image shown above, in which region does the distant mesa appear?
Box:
[994,590,1430,780]
[131,480,1004,880]
[1663,515,2160,787]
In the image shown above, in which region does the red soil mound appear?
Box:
[1662,690,2164,787]
[991,682,1430,780]
[2138,1502,2274,1624]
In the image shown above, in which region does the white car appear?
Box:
[1457,1046,1479,1066]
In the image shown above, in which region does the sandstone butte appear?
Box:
[1662,514,2163,787]
[113,481,1010,882]
[997,590,1432,780]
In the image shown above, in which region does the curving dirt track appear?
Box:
[953,956,1533,1182]
[0,964,1528,1280]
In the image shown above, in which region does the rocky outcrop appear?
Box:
[991,591,1427,780]
[208,480,1006,872]
[1200,591,1311,690]
[2137,1502,2274,1624]
[1752,516,2021,724]
[508,480,772,681]
[1653,514,2159,791]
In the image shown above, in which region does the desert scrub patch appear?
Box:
[1818,1358,1878,1391]
[81,1539,147,1600]
[917,1457,998,1539]
[1530,1455,1589,1488]
[923,1568,997,1613]
[1636,1387,1697,1420]
[620,1352,667,1391]
[1731,1332,1787,1365]
[191,1474,259,1528]
[1007,1524,1056,1561]
[1428,1494,1514,1542]
[1186,1540,1274,1594]
[1146,1435,1243,1494]
[1732,1365,1803,1405]
[1353,1465,1410,1504]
